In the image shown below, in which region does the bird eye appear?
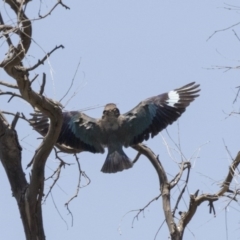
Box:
[103,110,107,114]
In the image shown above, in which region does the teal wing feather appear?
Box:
[63,111,104,153]
[30,111,104,153]
[121,82,200,146]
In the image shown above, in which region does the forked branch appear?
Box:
[132,145,240,240]
[132,144,179,239]
[0,1,67,239]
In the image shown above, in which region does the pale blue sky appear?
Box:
[1,1,240,239]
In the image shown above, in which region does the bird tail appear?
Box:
[101,147,132,173]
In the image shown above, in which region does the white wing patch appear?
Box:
[166,90,180,107]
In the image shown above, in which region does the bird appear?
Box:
[30,82,200,174]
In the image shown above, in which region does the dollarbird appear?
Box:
[30,82,200,173]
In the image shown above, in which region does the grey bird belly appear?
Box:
[100,118,126,146]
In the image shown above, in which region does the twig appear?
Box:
[0,12,13,46]
[43,148,73,202]
[223,3,240,11]
[233,86,240,104]
[26,149,37,169]
[65,154,82,226]
[39,147,72,203]
[59,58,82,102]
[26,45,64,71]
[222,139,234,161]
[58,0,70,10]
[225,208,228,240]
[131,194,161,227]
[0,81,18,89]
[39,73,46,95]
[165,129,187,162]
[0,90,23,102]
[43,161,65,204]
[207,21,240,41]
[169,162,190,189]
[53,147,72,166]
[38,0,70,19]
[208,200,216,216]
[118,193,161,233]
[172,163,191,217]
[11,112,20,130]
[132,152,141,164]
[224,192,238,202]
[1,111,29,124]
[0,24,16,33]
[154,219,166,240]
[30,74,39,84]
[232,29,240,42]
[50,192,69,230]
[178,151,240,233]
[217,152,240,196]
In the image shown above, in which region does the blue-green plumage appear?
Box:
[30,82,200,173]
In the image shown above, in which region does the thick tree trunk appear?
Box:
[0,1,63,238]
[0,113,46,239]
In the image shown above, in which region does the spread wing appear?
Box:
[29,111,104,153]
[121,82,200,146]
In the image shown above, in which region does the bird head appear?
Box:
[102,103,120,118]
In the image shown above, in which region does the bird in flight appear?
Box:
[30,82,200,174]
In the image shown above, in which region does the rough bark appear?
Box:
[132,144,240,240]
[0,0,64,239]
[132,144,181,239]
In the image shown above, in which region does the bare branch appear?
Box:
[177,152,240,235]
[132,144,179,239]
[0,12,13,47]
[43,161,64,204]
[205,65,240,72]
[59,59,81,102]
[208,200,216,216]
[1,0,32,67]
[11,112,20,130]
[154,219,166,240]
[233,86,240,104]
[207,21,240,41]
[119,195,162,235]
[132,152,141,164]
[39,73,46,95]
[169,162,190,189]
[0,80,19,89]
[0,90,23,101]
[223,3,240,11]
[178,193,218,234]
[53,147,72,166]
[217,151,240,196]
[30,74,39,84]
[26,45,64,72]
[58,0,70,10]
[232,29,240,42]
[65,154,82,227]
[131,194,161,227]
[0,111,30,237]
[38,1,70,19]
[50,192,69,229]
[172,163,191,217]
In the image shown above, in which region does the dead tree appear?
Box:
[0,1,68,239]
[0,1,239,240]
